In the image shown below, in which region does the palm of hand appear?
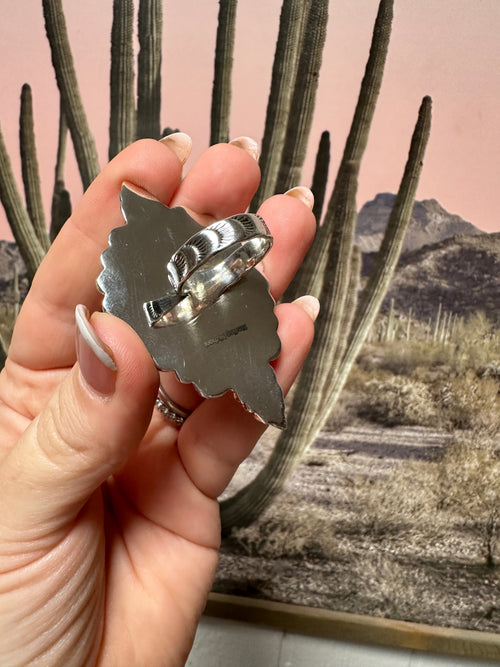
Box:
[0,139,315,666]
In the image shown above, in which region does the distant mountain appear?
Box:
[370,232,500,327]
[356,193,485,253]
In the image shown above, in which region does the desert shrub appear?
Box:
[358,376,437,427]
[434,434,500,565]
[324,393,359,432]
[434,372,500,433]
[231,493,338,560]
[353,458,442,539]
[346,355,391,385]
[353,431,500,566]
[375,340,458,377]
[450,313,500,373]
[479,360,500,382]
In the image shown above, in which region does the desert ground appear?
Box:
[215,421,500,633]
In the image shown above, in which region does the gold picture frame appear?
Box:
[205,593,500,663]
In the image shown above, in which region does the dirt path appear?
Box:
[215,423,500,633]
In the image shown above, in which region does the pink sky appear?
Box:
[0,1,499,241]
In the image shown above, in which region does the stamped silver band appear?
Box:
[155,385,192,425]
[145,213,272,327]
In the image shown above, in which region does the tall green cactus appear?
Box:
[0,122,45,280]
[286,0,393,307]
[42,0,100,190]
[323,95,432,409]
[136,0,162,139]
[282,129,330,303]
[220,0,430,533]
[109,0,136,159]
[210,0,238,145]
[250,0,311,209]
[274,0,329,194]
[0,1,434,531]
[19,84,50,252]
[220,95,432,533]
[310,130,330,224]
[50,101,72,241]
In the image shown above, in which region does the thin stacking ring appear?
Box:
[145,213,272,327]
[155,385,192,426]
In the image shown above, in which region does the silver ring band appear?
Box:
[167,213,272,295]
[155,385,192,425]
[145,214,272,327]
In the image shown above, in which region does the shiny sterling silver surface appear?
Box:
[97,185,286,428]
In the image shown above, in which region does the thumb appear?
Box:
[0,306,159,532]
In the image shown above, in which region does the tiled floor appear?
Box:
[186,617,497,667]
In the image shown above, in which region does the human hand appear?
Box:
[0,135,317,666]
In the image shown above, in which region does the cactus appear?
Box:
[109,0,136,159]
[220,89,432,533]
[0,122,45,279]
[0,1,434,536]
[281,129,331,304]
[325,95,432,407]
[210,0,238,145]
[274,0,329,194]
[42,0,100,190]
[50,101,72,241]
[12,265,20,319]
[19,84,50,252]
[384,297,396,342]
[310,130,330,224]
[283,0,394,308]
[250,0,310,209]
[406,307,413,340]
[136,0,163,140]
[433,302,442,343]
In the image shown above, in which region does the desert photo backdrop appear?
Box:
[0,0,499,635]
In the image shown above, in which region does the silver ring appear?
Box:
[145,214,272,326]
[155,385,192,426]
[168,213,272,296]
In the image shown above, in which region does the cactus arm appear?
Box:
[54,98,68,185]
[220,163,359,532]
[250,0,310,209]
[0,123,45,280]
[433,302,442,343]
[310,130,330,224]
[50,181,72,243]
[328,244,362,376]
[339,0,393,171]
[19,84,50,252]
[327,96,432,404]
[283,0,394,306]
[210,0,238,145]
[275,0,329,194]
[50,100,72,241]
[136,0,162,140]
[280,130,330,303]
[109,0,136,159]
[385,297,395,342]
[42,0,100,190]
[221,97,431,533]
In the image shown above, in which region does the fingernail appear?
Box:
[285,186,314,210]
[293,295,320,322]
[229,136,259,161]
[159,132,192,164]
[75,305,116,396]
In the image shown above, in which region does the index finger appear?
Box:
[9,138,186,370]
